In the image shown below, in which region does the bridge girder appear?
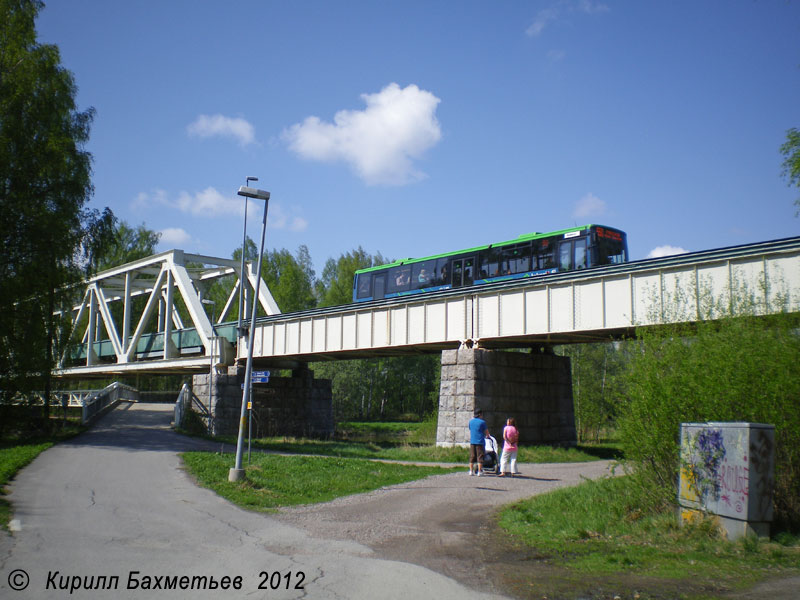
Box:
[56,236,800,377]
[55,249,280,376]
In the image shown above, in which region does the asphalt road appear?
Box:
[0,403,612,600]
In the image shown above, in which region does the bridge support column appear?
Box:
[435,348,576,448]
[192,366,333,438]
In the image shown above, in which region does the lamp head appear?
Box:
[237,186,270,201]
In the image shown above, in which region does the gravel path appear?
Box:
[276,460,615,593]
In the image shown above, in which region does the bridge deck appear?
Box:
[56,236,800,376]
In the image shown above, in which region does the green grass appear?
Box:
[213,436,616,463]
[209,419,620,464]
[181,452,456,510]
[497,475,800,596]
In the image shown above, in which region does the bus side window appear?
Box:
[464,258,474,286]
[436,257,449,285]
[574,238,587,269]
[373,273,386,298]
[480,249,499,278]
[559,242,572,270]
[387,266,411,293]
[411,260,436,289]
[539,240,555,269]
[506,244,530,274]
[452,261,463,286]
[356,273,373,299]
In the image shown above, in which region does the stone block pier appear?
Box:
[436,348,576,447]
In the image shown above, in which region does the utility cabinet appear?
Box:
[679,422,775,539]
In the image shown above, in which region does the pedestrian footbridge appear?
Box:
[55,236,800,378]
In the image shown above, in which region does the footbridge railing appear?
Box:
[80,382,139,424]
[173,382,211,432]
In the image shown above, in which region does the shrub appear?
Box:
[618,310,800,529]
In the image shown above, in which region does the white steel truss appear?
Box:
[58,249,280,372]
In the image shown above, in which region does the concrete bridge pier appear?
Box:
[435,347,577,448]
[192,365,334,438]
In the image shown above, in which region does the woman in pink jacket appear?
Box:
[499,417,519,477]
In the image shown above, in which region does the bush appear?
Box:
[618,311,800,528]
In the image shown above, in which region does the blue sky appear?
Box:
[38,1,800,275]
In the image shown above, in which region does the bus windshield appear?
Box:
[594,229,627,264]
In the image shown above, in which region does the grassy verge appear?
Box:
[210,435,619,464]
[181,452,456,510]
[497,475,800,598]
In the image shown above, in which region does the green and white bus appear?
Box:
[352,224,628,303]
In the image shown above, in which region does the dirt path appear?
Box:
[275,461,800,600]
[275,461,614,596]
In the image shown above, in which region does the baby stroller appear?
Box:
[481,434,500,475]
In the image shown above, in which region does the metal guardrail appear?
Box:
[174,383,211,432]
[23,383,139,424]
[80,382,138,424]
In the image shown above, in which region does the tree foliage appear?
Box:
[780,127,800,212]
[311,355,440,422]
[617,301,800,528]
[0,0,114,421]
[94,221,160,272]
[558,342,625,442]
[317,246,386,307]
[260,245,317,313]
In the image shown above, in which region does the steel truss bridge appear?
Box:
[55,236,800,378]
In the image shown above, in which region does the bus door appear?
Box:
[451,256,475,287]
[373,273,386,299]
[558,237,588,271]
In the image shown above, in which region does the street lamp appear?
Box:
[201,298,216,434]
[237,176,259,338]
[229,184,270,482]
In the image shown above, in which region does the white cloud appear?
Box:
[573,193,607,218]
[647,245,689,259]
[133,187,249,218]
[133,188,168,210]
[577,0,610,14]
[187,114,255,146]
[133,188,308,233]
[159,227,191,247]
[175,187,247,217]
[526,1,609,37]
[526,8,558,37]
[283,83,442,186]
[268,204,308,233]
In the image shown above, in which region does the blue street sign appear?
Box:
[250,370,270,384]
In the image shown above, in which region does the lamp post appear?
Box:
[229,184,270,482]
[201,298,216,434]
[237,176,259,338]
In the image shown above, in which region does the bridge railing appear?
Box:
[81,382,139,424]
[174,383,211,433]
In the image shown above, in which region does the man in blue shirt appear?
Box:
[468,409,488,476]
